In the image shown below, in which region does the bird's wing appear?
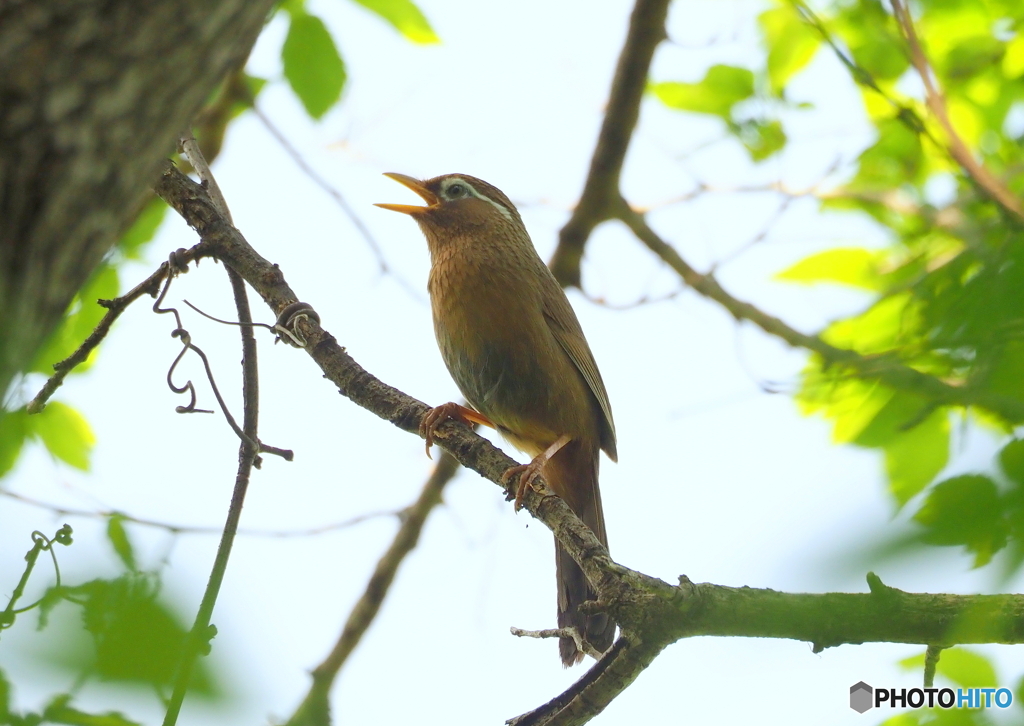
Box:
[543,298,617,461]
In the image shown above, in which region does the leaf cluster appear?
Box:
[760,0,1024,572]
[0,521,220,724]
[652,0,1024,574]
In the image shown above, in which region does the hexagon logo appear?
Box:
[850,681,873,713]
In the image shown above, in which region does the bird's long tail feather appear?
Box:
[544,439,615,666]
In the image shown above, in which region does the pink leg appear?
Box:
[419,402,495,458]
[500,434,572,511]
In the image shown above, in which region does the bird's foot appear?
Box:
[501,462,542,512]
[501,434,572,511]
[419,402,494,458]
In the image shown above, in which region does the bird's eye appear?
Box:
[446,183,465,197]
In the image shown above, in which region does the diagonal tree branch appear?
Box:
[153,160,1024,726]
[27,263,171,413]
[890,0,1024,224]
[284,451,462,726]
[549,0,672,287]
[617,203,1024,422]
[508,638,664,726]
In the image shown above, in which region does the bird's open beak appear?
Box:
[375,173,439,215]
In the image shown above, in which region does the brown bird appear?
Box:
[376,173,617,665]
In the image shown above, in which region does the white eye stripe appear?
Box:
[442,177,514,222]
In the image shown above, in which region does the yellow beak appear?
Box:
[375,173,439,215]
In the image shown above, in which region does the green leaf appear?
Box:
[775,248,885,290]
[41,695,142,726]
[848,118,924,192]
[222,73,268,122]
[106,515,136,572]
[83,577,211,691]
[759,5,820,94]
[30,401,95,471]
[937,648,999,688]
[25,583,214,697]
[44,575,219,696]
[0,668,11,721]
[1004,34,1024,78]
[118,197,167,260]
[650,65,755,119]
[883,408,950,506]
[942,36,1005,82]
[834,0,908,82]
[282,10,346,119]
[0,407,29,478]
[823,293,920,355]
[734,118,787,161]
[243,74,268,106]
[66,266,118,353]
[37,584,67,630]
[985,341,1024,400]
[853,393,950,505]
[914,475,1006,566]
[900,648,997,689]
[999,439,1024,484]
[349,0,439,44]
[797,370,894,443]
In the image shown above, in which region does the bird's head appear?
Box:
[376,173,526,252]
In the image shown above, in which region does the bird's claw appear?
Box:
[419,402,493,459]
[499,435,571,512]
[501,461,544,512]
[419,403,454,459]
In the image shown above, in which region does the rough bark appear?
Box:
[0,0,276,395]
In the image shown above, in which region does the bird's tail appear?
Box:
[544,439,615,666]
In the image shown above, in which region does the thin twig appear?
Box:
[640,180,809,211]
[510,626,600,660]
[180,132,232,223]
[0,489,394,537]
[0,526,72,636]
[252,106,423,301]
[581,288,684,310]
[890,0,1024,224]
[182,299,276,333]
[708,196,794,272]
[617,202,1024,421]
[284,451,462,726]
[163,135,264,726]
[147,246,290,457]
[790,1,900,103]
[923,644,945,688]
[27,263,175,413]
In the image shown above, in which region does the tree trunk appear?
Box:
[0,0,276,396]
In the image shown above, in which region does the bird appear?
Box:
[376,172,617,666]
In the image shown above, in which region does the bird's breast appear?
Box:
[427,247,595,453]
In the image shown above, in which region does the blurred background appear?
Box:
[2,0,1023,724]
